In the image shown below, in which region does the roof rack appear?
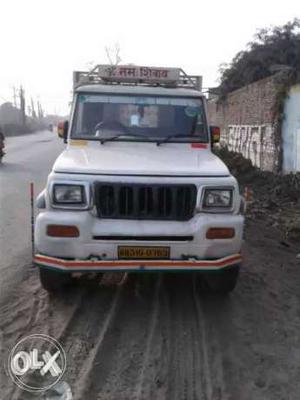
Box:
[73,65,202,91]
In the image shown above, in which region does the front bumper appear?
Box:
[35,211,244,260]
[34,253,242,273]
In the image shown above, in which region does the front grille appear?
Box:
[94,183,197,221]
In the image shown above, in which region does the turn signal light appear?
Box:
[210,126,221,143]
[47,225,80,237]
[57,121,64,138]
[206,228,235,239]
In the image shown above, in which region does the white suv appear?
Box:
[34,65,244,294]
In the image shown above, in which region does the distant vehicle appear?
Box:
[0,131,5,163]
[35,64,244,294]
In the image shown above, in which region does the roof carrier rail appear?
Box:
[73,65,202,91]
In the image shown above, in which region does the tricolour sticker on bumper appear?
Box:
[34,254,242,272]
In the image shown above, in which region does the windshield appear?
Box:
[71,93,208,142]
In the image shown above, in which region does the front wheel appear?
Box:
[39,268,73,293]
[202,265,240,294]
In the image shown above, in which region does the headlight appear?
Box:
[51,182,90,209]
[202,188,233,210]
[54,184,84,204]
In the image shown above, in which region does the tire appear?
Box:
[39,268,73,293]
[203,265,240,294]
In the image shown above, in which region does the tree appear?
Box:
[219,19,300,96]
[105,43,121,67]
[19,85,26,126]
[105,43,121,77]
[31,98,37,119]
[84,44,122,79]
[37,100,44,119]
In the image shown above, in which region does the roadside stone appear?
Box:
[286,222,300,242]
[254,377,266,389]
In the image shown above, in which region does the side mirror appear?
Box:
[57,121,69,143]
[210,126,220,144]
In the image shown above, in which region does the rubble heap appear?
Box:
[216,147,300,242]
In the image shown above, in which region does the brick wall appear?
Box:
[207,75,280,171]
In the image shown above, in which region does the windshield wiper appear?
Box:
[100,133,148,144]
[156,134,198,146]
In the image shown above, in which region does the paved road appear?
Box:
[0,133,299,400]
[0,131,64,300]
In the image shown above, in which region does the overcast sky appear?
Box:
[0,0,299,115]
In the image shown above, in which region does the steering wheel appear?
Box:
[93,120,129,135]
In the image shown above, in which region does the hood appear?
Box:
[53,142,229,177]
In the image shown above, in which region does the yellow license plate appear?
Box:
[118,246,170,259]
